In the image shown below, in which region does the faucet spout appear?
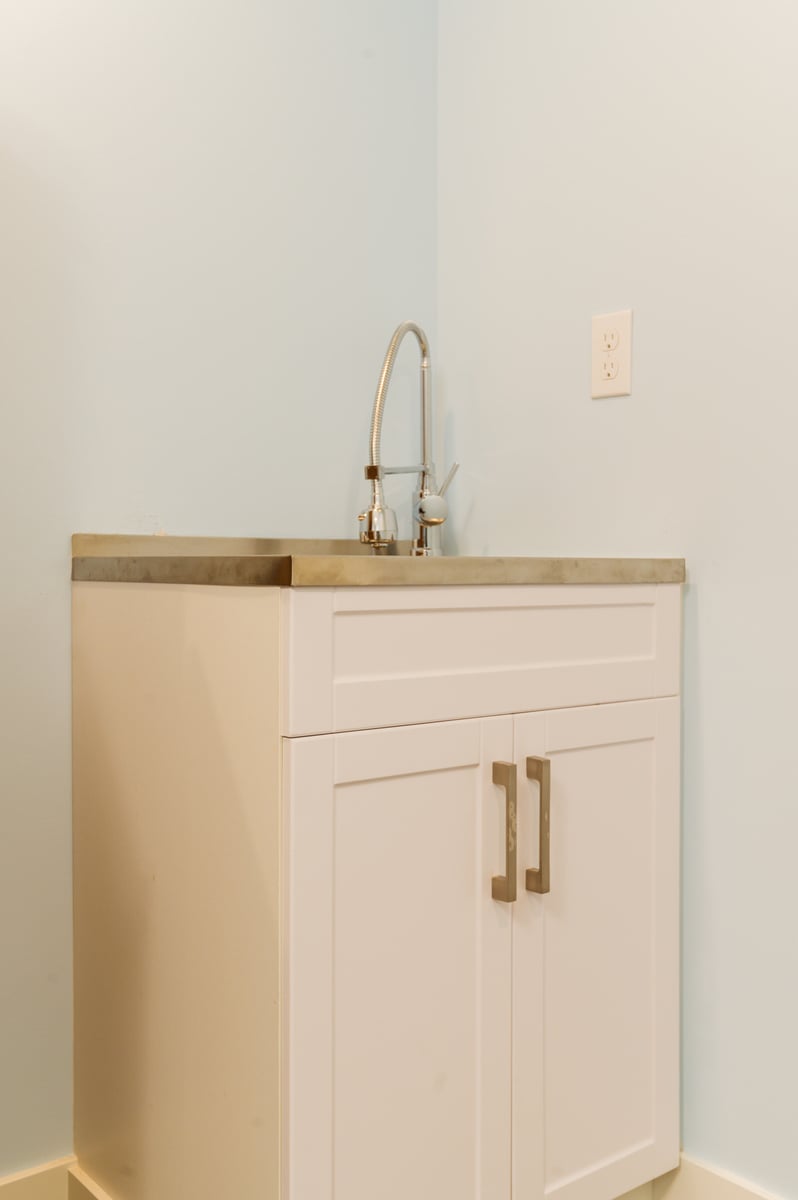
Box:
[358,321,457,556]
[369,321,431,483]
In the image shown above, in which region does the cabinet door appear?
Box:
[284,718,514,1200]
[513,700,679,1200]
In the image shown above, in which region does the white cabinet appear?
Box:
[284,702,679,1200]
[72,579,680,1200]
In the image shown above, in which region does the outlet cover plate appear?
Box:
[592,309,632,398]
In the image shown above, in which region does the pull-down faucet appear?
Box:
[358,321,458,556]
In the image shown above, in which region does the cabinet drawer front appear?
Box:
[283,584,681,734]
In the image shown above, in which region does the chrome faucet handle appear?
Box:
[438,461,460,497]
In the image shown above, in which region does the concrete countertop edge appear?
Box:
[71,539,686,588]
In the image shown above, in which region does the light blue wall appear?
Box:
[5,1,795,1189]
[0,1,436,1174]
[438,2,798,1197]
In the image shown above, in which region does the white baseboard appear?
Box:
[654,1156,785,1200]
[0,1158,76,1200]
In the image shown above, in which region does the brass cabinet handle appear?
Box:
[491,761,518,903]
[525,756,551,895]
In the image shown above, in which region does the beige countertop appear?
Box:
[71,535,685,587]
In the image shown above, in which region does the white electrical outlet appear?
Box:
[592,310,632,398]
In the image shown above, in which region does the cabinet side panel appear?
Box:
[72,583,281,1200]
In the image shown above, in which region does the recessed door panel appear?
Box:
[285,717,514,1200]
[514,700,679,1200]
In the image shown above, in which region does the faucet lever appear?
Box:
[438,461,460,498]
